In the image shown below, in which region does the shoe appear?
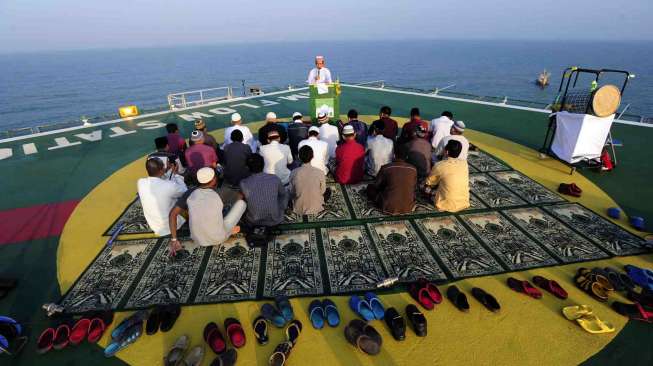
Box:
[275,296,294,322]
[104,322,142,357]
[36,328,55,354]
[111,310,148,341]
[210,348,237,366]
[417,278,443,304]
[204,322,227,354]
[532,276,568,299]
[146,306,163,335]
[308,300,325,329]
[261,303,286,328]
[322,299,340,327]
[364,292,385,320]
[164,334,189,366]
[446,285,470,312]
[408,283,434,310]
[87,318,106,343]
[182,346,205,366]
[69,318,91,345]
[471,287,500,313]
[252,316,269,345]
[53,324,70,350]
[349,296,375,321]
[405,304,427,337]
[344,320,382,355]
[159,305,181,332]
[384,307,406,341]
[224,318,246,348]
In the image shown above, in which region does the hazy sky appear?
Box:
[1,0,651,53]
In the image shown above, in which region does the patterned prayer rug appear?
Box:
[262,229,324,297]
[413,216,504,278]
[194,234,262,303]
[467,163,479,173]
[367,221,447,282]
[503,207,610,263]
[543,203,648,256]
[468,150,511,172]
[124,238,207,308]
[321,225,387,293]
[305,183,353,223]
[103,198,152,235]
[282,210,304,224]
[469,173,527,208]
[461,212,558,270]
[60,238,160,313]
[490,171,565,204]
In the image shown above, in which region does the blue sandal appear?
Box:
[364,292,385,320]
[261,303,286,328]
[275,296,294,322]
[625,265,653,291]
[308,300,325,329]
[322,299,340,327]
[349,295,375,321]
[104,322,142,357]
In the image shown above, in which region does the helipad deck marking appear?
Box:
[0,200,79,245]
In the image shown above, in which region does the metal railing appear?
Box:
[167,86,234,110]
[353,80,385,88]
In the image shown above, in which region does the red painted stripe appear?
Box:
[0,200,80,245]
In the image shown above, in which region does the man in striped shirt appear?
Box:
[239,153,288,227]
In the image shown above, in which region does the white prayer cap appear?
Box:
[453,120,466,132]
[309,126,320,134]
[315,55,325,60]
[292,112,303,119]
[342,125,355,136]
[190,130,204,142]
[196,167,215,184]
[266,112,277,121]
[231,113,242,122]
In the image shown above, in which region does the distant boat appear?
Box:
[536,69,550,87]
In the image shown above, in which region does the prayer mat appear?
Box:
[103,198,152,236]
[282,210,304,224]
[346,183,436,219]
[467,163,479,173]
[367,221,446,282]
[60,238,160,313]
[543,203,648,256]
[503,207,610,263]
[413,216,504,278]
[467,150,511,172]
[321,225,387,293]
[124,239,207,308]
[305,183,353,223]
[461,211,558,270]
[194,234,262,303]
[262,229,324,297]
[469,173,527,208]
[490,171,565,204]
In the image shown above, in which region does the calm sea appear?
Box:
[1,40,652,132]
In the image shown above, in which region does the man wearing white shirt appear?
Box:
[307,56,333,85]
[317,112,339,158]
[223,113,256,151]
[299,126,329,175]
[259,130,294,185]
[137,158,187,236]
[366,124,394,176]
[439,121,470,160]
[430,111,455,156]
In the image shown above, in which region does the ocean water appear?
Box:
[1,40,652,132]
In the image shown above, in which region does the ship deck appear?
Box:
[1,84,652,365]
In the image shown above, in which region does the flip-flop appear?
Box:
[418,278,443,304]
[574,273,609,302]
[612,301,653,323]
[471,287,500,312]
[405,304,427,337]
[159,304,181,332]
[182,345,205,366]
[69,318,91,345]
[104,322,142,357]
[146,306,163,335]
[53,324,70,350]
[275,296,294,322]
[87,318,106,343]
[285,320,302,345]
[224,318,246,348]
[447,285,470,312]
[349,296,375,321]
[585,268,615,291]
[252,316,269,345]
[605,267,635,292]
[408,283,434,310]
[164,334,190,366]
[322,299,340,327]
[111,310,148,341]
[210,348,238,366]
[269,341,293,366]
[36,327,55,354]
[204,322,227,354]
[344,320,382,355]
[261,303,286,328]
[507,278,542,299]
[532,276,568,299]
[562,305,593,320]
[364,292,385,320]
[308,300,325,329]
[384,307,406,341]
[575,314,615,334]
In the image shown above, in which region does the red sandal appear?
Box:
[418,278,443,304]
[37,327,55,354]
[507,278,542,299]
[69,318,91,345]
[87,318,106,343]
[532,276,568,299]
[53,324,71,350]
[203,322,226,354]
[409,283,435,310]
[224,318,246,348]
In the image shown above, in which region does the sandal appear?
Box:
[269,341,293,366]
[418,278,443,304]
[164,334,190,366]
[364,292,385,320]
[224,318,246,348]
[625,265,653,291]
[575,273,609,302]
[562,305,593,320]
[53,324,70,350]
[322,299,340,327]
[87,318,106,343]
[471,287,500,312]
[507,278,542,299]
[104,322,143,357]
[532,276,568,299]
[408,283,435,310]
[344,320,382,355]
[36,327,55,354]
[604,267,635,292]
[285,320,302,345]
[405,304,427,337]
[261,303,286,328]
[384,307,406,341]
[252,316,269,345]
[308,300,325,329]
[349,295,375,321]
[612,301,653,323]
[275,296,294,322]
[204,322,227,354]
[111,310,148,341]
[210,348,238,366]
[575,314,615,334]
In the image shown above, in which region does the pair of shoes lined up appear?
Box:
[260,296,294,328]
[447,285,502,313]
[384,304,427,341]
[574,268,613,302]
[104,310,148,357]
[308,298,340,329]
[268,320,303,366]
[36,310,114,354]
[164,334,231,366]
[508,276,568,300]
[558,182,582,197]
[562,305,615,334]
[204,318,245,354]
[146,304,182,335]
[349,293,384,321]
[610,264,653,323]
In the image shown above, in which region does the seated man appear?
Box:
[239,154,288,227]
[424,140,470,212]
[258,112,288,146]
[430,111,455,156]
[173,168,246,250]
[137,158,187,237]
[224,113,256,151]
[191,119,218,150]
[166,123,187,158]
[260,130,293,185]
[398,107,429,144]
[335,125,365,184]
[184,130,218,175]
[370,106,398,142]
[287,112,309,158]
[366,152,417,215]
[289,146,326,215]
[405,125,433,179]
[439,120,469,160]
[298,126,329,175]
[339,109,367,147]
[148,136,186,177]
[366,125,393,177]
[318,112,339,158]
[223,130,252,186]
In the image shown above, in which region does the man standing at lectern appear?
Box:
[307,56,333,84]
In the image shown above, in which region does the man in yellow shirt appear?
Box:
[424,140,470,212]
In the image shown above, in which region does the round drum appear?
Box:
[591,84,621,117]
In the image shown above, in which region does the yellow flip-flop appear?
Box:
[575,314,615,334]
[562,305,593,320]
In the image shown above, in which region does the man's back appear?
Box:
[187,188,228,246]
[223,142,252,186]
[290,164,326,215]
[319,123,339,158]
[185,143,217,173]
[366,135,394,176]
[258,123,288,146]
[225,125,256,150]
[375,161,417,214]
[240,172,287,226]
[298,138,329,175]
[406,138,433,178]
[430,117,454,153]
[335,140,365,184]
[137,175,187,236]
[287,123,309,157]
[260,142,293,184]
[440,135,470,161]
[427,159,470,212]
[372,117,398,141]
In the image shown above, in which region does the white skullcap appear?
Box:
[231,113,241,122]
[266,112,277,120]
[196,167,215,184]
[190,130,204,142]
[315,55,324,60]
[292,112,303,119]
[308,126,320,134]
[342,125,355,135]
[453,120,466,132]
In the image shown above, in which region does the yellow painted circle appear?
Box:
[58,117,648,365]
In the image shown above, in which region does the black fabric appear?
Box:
[223,142,252,186]
[287,123,309,157]
[258,123,288,146]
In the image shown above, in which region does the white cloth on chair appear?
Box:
[551,112,614,164]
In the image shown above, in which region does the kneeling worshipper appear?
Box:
[260,130,293,185]
[398,107,429,144]
[424,140,470,212]
[258,112,288,146]
[185,130,218,175]
[287,112,309,159]
[191,119,218,150]
[430,111,455,156]
[439,120,469,160]
[148,136,186,177]
[318,111,340,159]
[289,145,327,215]
[137,157,187,237]
[183,168,246,249]
[239,154,288,228]
[223,129,252,186]
[223,113,256,151]
[366,152,417,215]
[366,124,393,177]
[404,125,433,179]
[298,126,329,175]
[335,125,365,184]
